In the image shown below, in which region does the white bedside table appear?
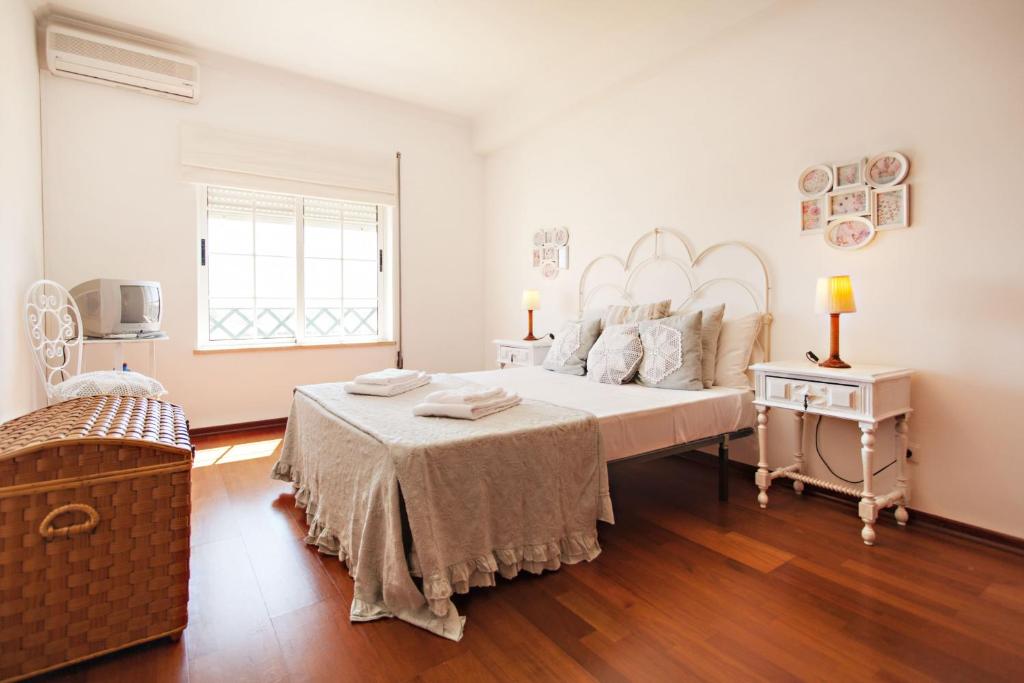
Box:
[751,360,913,546]
[493,338,552,369]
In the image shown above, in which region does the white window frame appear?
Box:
[196,185,395,350]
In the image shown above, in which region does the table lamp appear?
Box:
[521,289,540,341]
[815,275,856,368]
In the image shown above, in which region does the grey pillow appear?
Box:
[699,304,725,388]
[635,311,703,390]
[543,318,602,375]
[587,323,644,385]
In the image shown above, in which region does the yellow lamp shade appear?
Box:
[815,275,856,314]
[521,289,540,311]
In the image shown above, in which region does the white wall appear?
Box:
[482,0,1024,537]
[41,52,483,428]
[0,0,45,422]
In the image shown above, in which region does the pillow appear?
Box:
[713,312,763,389]
[636,311,703,390]
[52,370,167,402]
[601,300,671,329]
[543,318,602,375]
[587,323,643,385]
[698,304,726,389]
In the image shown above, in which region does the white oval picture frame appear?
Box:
[532,229,546,246]
[552,226,570,246]
[798,164,833,198]
[825,216,876,250]
[541,260,559,279]
[865,151,909,188]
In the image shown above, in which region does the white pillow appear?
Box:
[713,313,763,389]
[601,300,671,329]
[52,370,167,402]
[587,323,644,385]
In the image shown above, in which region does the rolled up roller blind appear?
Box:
[180,124,396,205]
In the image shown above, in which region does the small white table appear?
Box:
[83,333,169,377]
[751,360,913,546]
[493,338,552,369]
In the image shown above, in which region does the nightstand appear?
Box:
[493,338,552,369]
[751,360,913,546]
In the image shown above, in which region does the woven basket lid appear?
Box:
[0,395,191,460]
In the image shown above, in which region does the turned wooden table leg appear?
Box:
[755,406,771,508]
[858,421,878,545]
[793,411,806,495]
[894,414,910,526]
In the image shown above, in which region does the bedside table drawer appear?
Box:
[497,345,527,367]
[764,375,862,416]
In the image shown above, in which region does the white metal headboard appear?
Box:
[577,228,773,360]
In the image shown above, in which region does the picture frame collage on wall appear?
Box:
[532,227,570,279]
[799,151,910,250]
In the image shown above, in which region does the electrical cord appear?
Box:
[813,415,896,484]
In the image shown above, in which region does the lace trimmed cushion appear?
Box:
[636,311,704,390]
[542,318,602,376]
[51,370,167,402]
[587,323,644,385]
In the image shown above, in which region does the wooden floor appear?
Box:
[39,427,1024,683]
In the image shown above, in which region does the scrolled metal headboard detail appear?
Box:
[577,228,773,360]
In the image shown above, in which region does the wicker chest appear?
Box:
[0,396,193,682]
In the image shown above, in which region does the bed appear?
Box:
[273,228,772,640]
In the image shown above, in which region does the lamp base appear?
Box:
[522,335,539,342]
[819,356,851,369]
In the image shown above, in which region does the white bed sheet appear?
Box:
[456,367,754,462]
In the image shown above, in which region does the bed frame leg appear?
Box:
[718,436,730,502]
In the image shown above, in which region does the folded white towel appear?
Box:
[423,386,505,405]
[413,394,521,420]
[344,374,430,397]
[353,369,425,386]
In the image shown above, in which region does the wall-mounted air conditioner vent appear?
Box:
[45,22,200,103]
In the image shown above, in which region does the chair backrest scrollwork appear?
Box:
[24,280,84,403]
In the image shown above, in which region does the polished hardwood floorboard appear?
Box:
[38,427,1024,682]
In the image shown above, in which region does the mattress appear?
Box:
[457,367,754,461]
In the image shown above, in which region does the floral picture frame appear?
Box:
[800,197,826,234]
[826,185,871,219]
[825,216,876,250]
[872,184,910,230]
[865,151,909,188]
[798,164,833,198]
[832,158,865,190]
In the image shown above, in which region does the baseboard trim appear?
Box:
[189,417,287,438]
[677,451,1024,555]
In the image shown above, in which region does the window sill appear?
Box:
[193,339,396,354]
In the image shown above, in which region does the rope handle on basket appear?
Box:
[38,503,100,540]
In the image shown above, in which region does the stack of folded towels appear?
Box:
[413,385,521,420]
[343,368,431,396]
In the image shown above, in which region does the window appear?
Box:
[198,186,392,348]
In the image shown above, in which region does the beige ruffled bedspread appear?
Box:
[272,376,613,641]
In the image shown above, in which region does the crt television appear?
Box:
[69,279,163,337]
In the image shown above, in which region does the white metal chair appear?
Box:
[25,280,165,404]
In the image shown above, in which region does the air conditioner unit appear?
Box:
[45,22,199,103]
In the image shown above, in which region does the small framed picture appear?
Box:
[541,261,559,280]
[532,230,546,247]
[798,164,833,198]
[531,248,542,267]
[557,246,570,269]
[832,158,865,190]
[825,216,876,250]
[873,184,910,229]
[552,226,570,246]
[542,245,557,262]
[800,197,826,234]
[865,151,909,188]
[827,185,870,219]
[544,229,555,243]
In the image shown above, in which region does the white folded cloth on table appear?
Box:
[344,373,430,397]
[423,386,505,405]
[413,393,521,420]
[354,369,426,386]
